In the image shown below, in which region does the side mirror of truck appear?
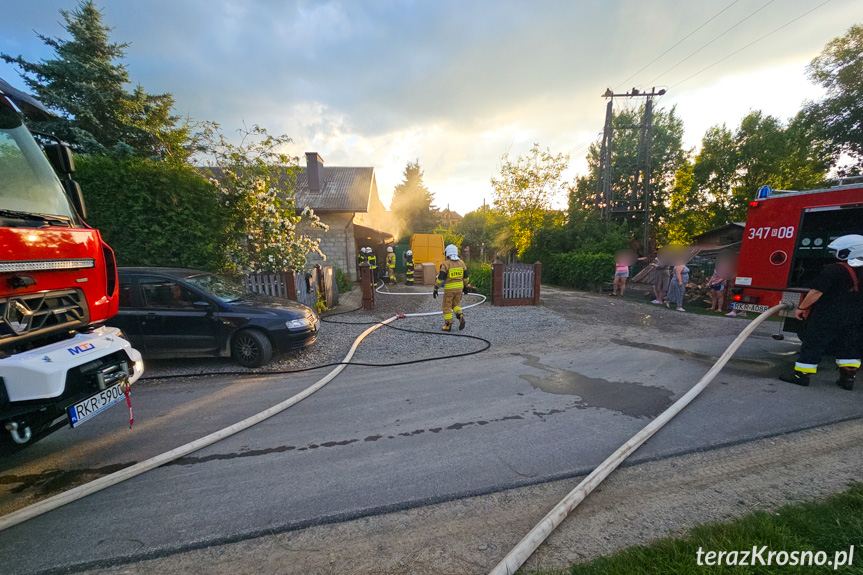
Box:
[44,143,75,175]
[62,179,87,220]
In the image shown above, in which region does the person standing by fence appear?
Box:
[667,262,690,311]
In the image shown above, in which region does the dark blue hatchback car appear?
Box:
[108,268,319,367]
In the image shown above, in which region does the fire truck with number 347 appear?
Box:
[733,180,863,333]
[0,78,143,450]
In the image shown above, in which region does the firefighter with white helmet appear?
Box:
[386,246,397,285]
[367,247,377,280]
[433,244,470,331]
[780,234,863,390]
[357,246,369,270]
[404,249,415,286]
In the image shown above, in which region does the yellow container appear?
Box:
[409,234,445,272]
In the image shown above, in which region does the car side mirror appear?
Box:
[192,300,213,311]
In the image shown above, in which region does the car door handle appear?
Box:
[145,313,157,320]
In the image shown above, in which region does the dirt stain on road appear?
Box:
[0,461,134,497]
[517,354,674,418]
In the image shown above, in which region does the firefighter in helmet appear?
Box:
[386,246,397,285]
[433,244,470,331]
[404,250,415,286]
[780,234,863,390]
[367,247,378,281]
[357,246,368,270]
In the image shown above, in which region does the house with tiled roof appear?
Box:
[293,153,394,281]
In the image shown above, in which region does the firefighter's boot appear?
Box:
[457,312,466,331]
[836,367,858,391]
[779,370,811,387]
[442,323,452,332]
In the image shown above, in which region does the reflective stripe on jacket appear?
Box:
[436,259,468,291]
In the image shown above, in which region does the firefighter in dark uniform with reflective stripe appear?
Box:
[357,246,368,270]
[368,248,378,281]
[433,244,469,331]
[780,235,863,390]
[404,250,415,286]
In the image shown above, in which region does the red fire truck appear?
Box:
[0,79,143,449]
[733,181,863,333]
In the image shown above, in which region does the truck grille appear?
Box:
[0,289,90,347]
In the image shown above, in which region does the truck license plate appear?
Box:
[68,381,127,428]
[731,303,769,313]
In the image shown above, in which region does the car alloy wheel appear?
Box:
[232,329,273,368]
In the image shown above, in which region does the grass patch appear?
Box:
[553,484,863,574]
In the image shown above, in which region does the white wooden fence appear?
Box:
[242,272,292,299]
[502,263,535,299]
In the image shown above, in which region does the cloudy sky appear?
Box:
[2,0,861,214]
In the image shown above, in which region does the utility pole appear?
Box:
[594,87,665,255]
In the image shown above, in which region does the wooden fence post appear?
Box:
[533,262,542,305]
[492,263,504,306]
[315,264,324,299]
[361,263,374,310]
[285,270,298,301]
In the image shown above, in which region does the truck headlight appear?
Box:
[286,317,311,329]
[134,360,144,374]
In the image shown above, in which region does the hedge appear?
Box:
[466,262,491,296]
[543,251,615,290]
[75,155,228,271]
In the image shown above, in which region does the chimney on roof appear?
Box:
[305,152,324,193]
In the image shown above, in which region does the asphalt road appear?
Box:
[2,292,862,575]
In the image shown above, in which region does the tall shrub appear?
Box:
[75,155,228,270]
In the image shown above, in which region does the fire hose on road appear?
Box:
[487,302,792,575]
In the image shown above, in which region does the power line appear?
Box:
[670,0,833,89]
[645,0,778,86]
[615,0,742,91]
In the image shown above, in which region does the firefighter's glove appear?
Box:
[463,284,476,294]
[433,287,438,299]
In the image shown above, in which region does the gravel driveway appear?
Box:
[140,284,571,379]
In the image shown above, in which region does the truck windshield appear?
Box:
[0,105,80,225]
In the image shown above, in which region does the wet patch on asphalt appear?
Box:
[0,461,135,497]
[517,354,675,418]
[610,338,785,377]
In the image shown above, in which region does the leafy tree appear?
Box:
[491,144,570,255]
[202,125,328,274]
[390,160,438,237]
[804,23,863,173]
[2,1,191,160]
[456,206,509,253]
[570,105,688,250]
[667,111,832,241]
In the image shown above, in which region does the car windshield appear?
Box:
[185,273,249,303]
[0,104,80,224]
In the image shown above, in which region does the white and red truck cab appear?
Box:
[0,79,143,449]
[733,181,863,332]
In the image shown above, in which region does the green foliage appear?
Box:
[75,155,227,270]
[465,262,491,296]
[568,483,863,574]
[665,110,832,242]
[334,268,353,294]
[570,105,688,251]
[456,207,511,259]
[1,1,192,160]
[390,160,438,238]
[543,252,616,291]
[314,292,327,315]
[433,223,463,249]
[201,125,328,274]
[804,23,863,173]
[491,144,570,256]
[523,218,631,264]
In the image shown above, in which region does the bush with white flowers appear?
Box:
[203,125,328,274]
